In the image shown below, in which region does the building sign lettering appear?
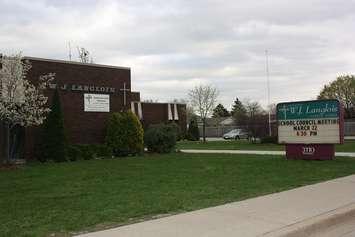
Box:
[84,93,110,112]
[48,83,116,93]
[277,100,342,144]
[302,146,315,155]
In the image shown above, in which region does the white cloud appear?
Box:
[1,0,355,109]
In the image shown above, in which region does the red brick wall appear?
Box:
[25,58,131,158]
[141,103,187,133]
[21,58,187,159]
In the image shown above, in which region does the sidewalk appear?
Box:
[203,136,355,141]
[180,149,355,157]
[77,175,355,237]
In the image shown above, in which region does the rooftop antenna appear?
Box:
[265,50,272,136]
[68,42,72,61]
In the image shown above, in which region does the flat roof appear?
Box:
[23,56,130,70]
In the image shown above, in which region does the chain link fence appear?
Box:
[345,121,355,136]
[200,121,355,138]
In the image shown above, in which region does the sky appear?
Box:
[1,0,355,110]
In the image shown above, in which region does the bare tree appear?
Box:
[244,99,268,139]
[0,53,54,164]
[244,100,264,118]
[185,104,196,123]
[188,85,218,142]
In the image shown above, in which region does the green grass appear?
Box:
[2,153,355,236]
[177,140,283,150]
[177,140,355,152]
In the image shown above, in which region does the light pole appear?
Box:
[265,50,272,136]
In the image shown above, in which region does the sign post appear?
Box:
[276,99,344,160]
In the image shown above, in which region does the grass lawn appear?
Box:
[2,153,355,236]
[177,140,355,152]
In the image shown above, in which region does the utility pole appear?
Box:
[265,50,272,136]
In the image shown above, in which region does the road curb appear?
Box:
[263,202,355,237]
[180,149,355,157]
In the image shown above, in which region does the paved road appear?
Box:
[342,230,355,237]
[76,175,355,237]
[203,137,225,141]
[180,149,355,157]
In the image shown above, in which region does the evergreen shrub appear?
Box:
[67,145,81,161]
[144,124,176,153]
[186,119,200,141]
[91,144,112,158]
[76,144,96,160]
[168,122,183,141]
[105,111,144,157]
[67,144,112,161]
[38,89,67,162]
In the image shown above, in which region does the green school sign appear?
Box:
[277,99,342,144]
[277,100,339,120]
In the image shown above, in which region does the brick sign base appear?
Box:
[286,144,335,160]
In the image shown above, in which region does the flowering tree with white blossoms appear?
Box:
[0,53,55,164]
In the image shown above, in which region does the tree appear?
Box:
[144,123,177,153]
[0,54,54,164]
[185,104,196,123]
[245,100,263,118]
[212,103,229,118]
[39,89,67,162]
[186,119,200,141]
[188,85,218,142]
[231,98,247,125]
[105,111,144,156]
[318,75,355,118]
[244,100,267,139]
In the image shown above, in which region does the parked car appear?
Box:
[223,129,249,140]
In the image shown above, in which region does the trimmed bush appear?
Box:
[260,136,278,144]
[67,145,81,161]
[186,119,200,141]
[91,144,112,158]
[38,89,67,162]
[67,144,112,161]
[105,111,144,157]
[144,124,176,153]
[167,122,183,141]
[77,144,96,160]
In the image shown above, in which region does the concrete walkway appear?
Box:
[180,149,355,157]
[77,175,355,237]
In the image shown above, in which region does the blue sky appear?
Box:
[1,0,355,110]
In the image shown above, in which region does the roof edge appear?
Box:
[23,56,131,70]
[132,101,187,105]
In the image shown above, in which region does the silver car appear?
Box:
[223,129,249,140]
